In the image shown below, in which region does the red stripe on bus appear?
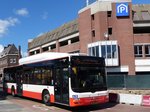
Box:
[7,88,17,94]
[70,95,109,107]
[23,90,54,103]
[7,88,54,103]
[23,90,42,100]
[7,88,11,94]
[50,94,55,103]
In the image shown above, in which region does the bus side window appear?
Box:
[41,68,53,85]
[10,73,16,83]
[41,68,47,85]
[28,70,34,84]
[23,72,29,84]
[63,68,69,86]
[4,73,10,82]
[35,73,42,84]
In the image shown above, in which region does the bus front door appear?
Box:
[16,72,23,96]
[54,67,69,105]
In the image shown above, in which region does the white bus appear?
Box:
[3,52,108,107]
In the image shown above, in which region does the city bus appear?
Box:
[3,52,108,107]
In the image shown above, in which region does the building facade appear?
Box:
[0,44,20,78]
[28,0,150,75]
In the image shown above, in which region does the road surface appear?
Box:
[0,89,150,112]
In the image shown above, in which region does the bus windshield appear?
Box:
[71,56,107,93]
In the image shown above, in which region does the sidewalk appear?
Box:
[109,92,150,107]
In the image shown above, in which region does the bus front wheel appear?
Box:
[42,90,51,106]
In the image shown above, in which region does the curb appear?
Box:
[109,93,150,107]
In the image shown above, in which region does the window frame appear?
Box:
[145,45,150,57]
[134,45,143,57]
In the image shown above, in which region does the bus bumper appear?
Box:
[70,95,109,107]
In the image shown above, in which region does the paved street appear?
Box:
[0,89,149,112]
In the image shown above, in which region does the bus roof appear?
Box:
[19,52,87,65]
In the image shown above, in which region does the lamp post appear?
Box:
[86,0,89,6]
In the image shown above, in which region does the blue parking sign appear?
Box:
[116,3,129,17]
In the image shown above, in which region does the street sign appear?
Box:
[116,3,129,17]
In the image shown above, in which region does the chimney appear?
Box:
[18,45,22,59]
[8,44,12,47]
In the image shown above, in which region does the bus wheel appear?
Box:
[42,90,51,106]
[11,87,15,97]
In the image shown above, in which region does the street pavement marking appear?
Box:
[32,104,61,111]
[32,105,49,111]
[42,104,60,110]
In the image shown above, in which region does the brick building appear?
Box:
[0,44,20,78]
[28,0,150,75]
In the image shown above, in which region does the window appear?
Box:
[59,40,68,47]
[42,47,49,52]
[10,73,16,83]
[34,68,42,84]
[4,73,10,82]
[134,45,143,57]
[10,58,16,64]
[101,45,106,58]
[30,51,34,55]
[88,41,119,66]
[4,71,16,83]
[145,45,150,57]
[35,49,40,54]
[71,36,79,44]
[133,27,150,34]
[112,45,117,58]
[141,11,150,20]
[69,50,80,54]
[92,30,95,37]
[51,44,56,49]
[23,71,30,84]
[101,45,117,59]
[10,59,13,64]
[133,12,140,21]
[107,45,111,58]
[107,11,112,17]
[41,68,52,85]
[88,43,117,59]
[88,46,99,57]
[108,28,112,35]
[91,14,95,20]
[25,67,53,85]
